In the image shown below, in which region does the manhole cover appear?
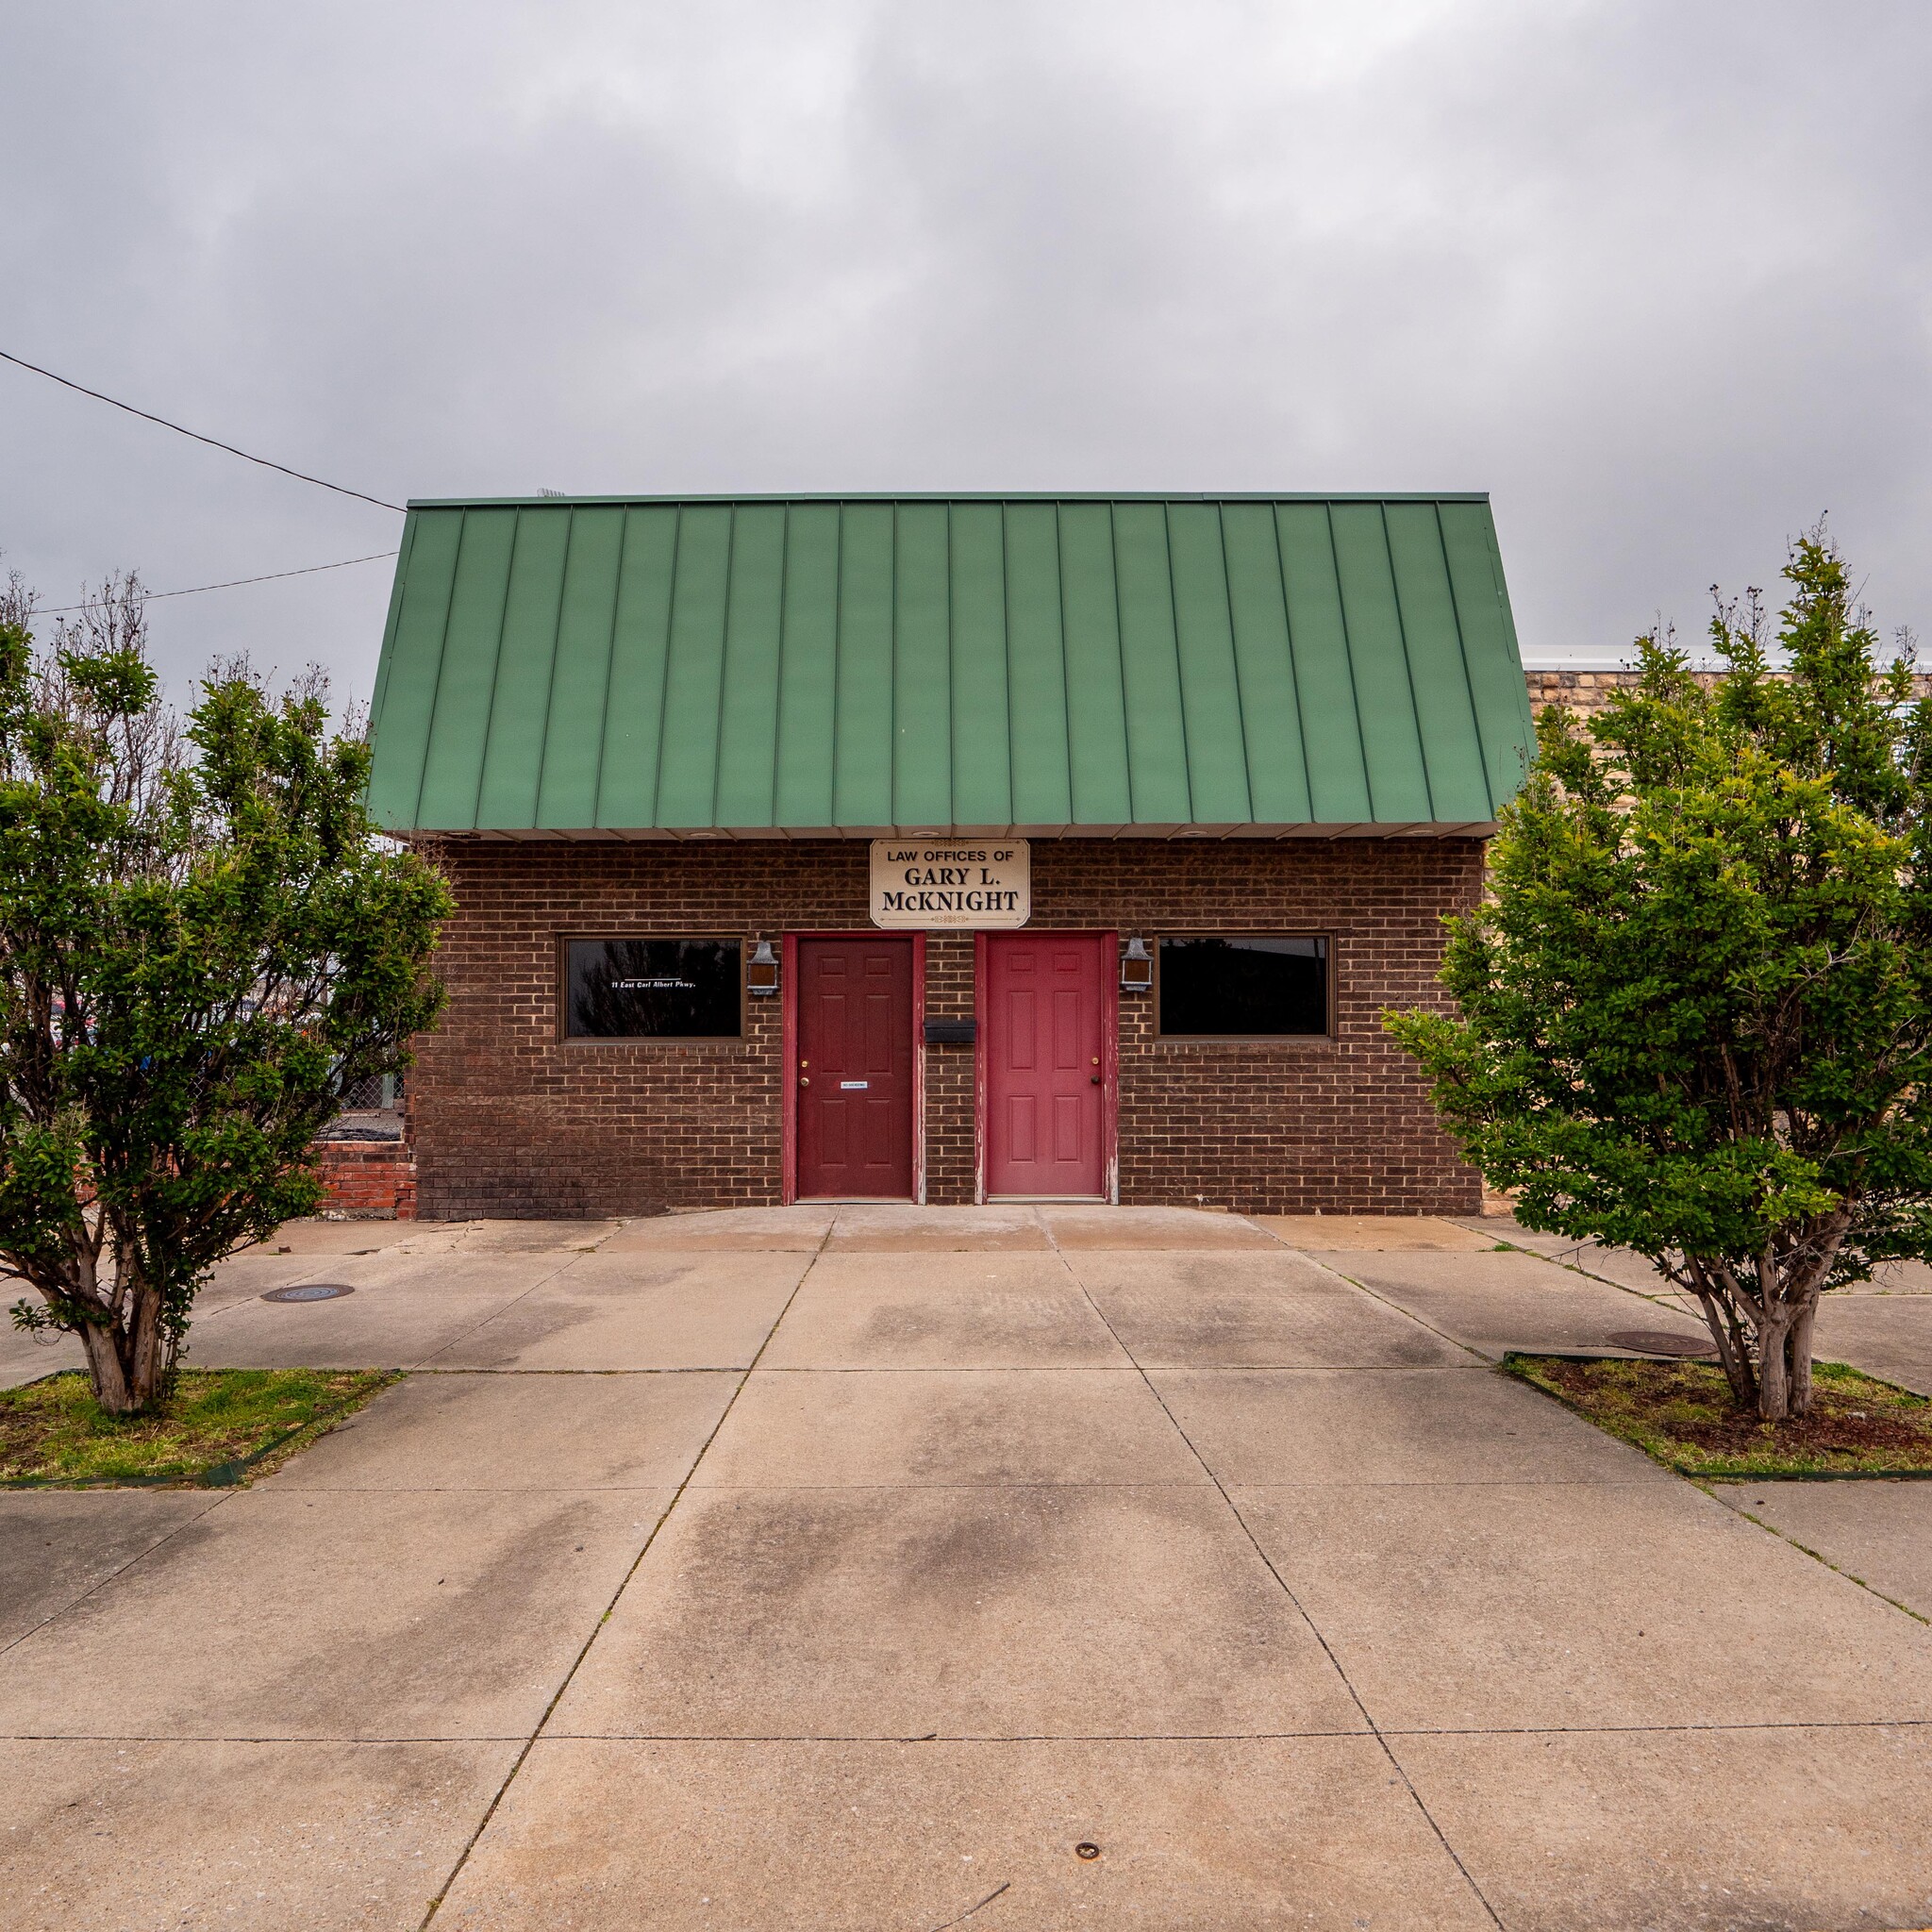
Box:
[261,1283,357,1305]
[1605,1328,1712,1357]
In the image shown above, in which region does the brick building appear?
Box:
[1524,665,1932,720]
[365,494,1535,1218]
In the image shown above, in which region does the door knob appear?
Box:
[799,1075,810,1087]
[1090,1074,1101,1085]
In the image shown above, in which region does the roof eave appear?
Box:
[402,490,1495,510]
[386,820,1500,842]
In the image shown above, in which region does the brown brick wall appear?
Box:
[408,838,1483,1219]
[923,931,977,1204]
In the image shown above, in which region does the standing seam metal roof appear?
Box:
[365,493,1533,836]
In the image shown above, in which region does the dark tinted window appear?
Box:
[1157,936,1328,1037]
[566,939,741,1039]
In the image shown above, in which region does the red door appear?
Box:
[983,932,1109,1199]
[796,938,915,1200]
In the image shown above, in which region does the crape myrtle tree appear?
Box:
[1387,536,1932,1420]
[0,571,452,1415]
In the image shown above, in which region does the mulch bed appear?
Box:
[1505,1355,1932,1477]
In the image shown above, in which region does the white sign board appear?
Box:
[870,840,1031,929]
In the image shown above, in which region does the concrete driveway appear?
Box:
[5,1206,1932,1930]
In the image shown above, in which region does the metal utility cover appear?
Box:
[1605,1329,1715,1357]
[365,493,1534,838]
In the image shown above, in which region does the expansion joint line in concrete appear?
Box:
[1310,1236,1932,1638]
[413,1215,839,1930]
[407,1241,612,1371]
[1296,1252,1493,1365]
[1044,1227,1508,1932]
[0,1490,234,1661]
[0,1233,627,1672]
[1525,1240,1685,1309]
[930,1877,1011,1928]
[745,1360,1500,1374]
[526,1717,1932,1740]
[11,1716,1932,1746]
[1443,1222,1687,1310]
[407,1364,743,1375]
[1717,1502,1932,1626]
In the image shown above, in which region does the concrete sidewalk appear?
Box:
[1457,1214,1932,1396]
[5,1207,1932,1929]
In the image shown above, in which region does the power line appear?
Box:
[34,550,400,615]
[0,347,405,513]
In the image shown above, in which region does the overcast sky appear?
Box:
[3,2,1927,707]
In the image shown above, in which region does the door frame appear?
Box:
[973,928,1119,1206]
[780,930,925,1206]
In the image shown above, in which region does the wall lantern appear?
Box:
[1120,935,1153,992]
[747,938,780,996]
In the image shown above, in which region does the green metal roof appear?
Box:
[366,493,1533,837]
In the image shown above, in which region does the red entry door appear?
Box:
[983,932,1109,1199]
[796,938,915,1200]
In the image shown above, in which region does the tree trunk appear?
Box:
[1757,1311,1795,1421]
[1707,1310,1756,1408]
[73,1283,169,1416]
[1687,1275,1757,1409]
[77,1321,139,1415]
[126,1281,167,1409]
[1786,1300,1817,1416]
[1686,1230,1838,1422]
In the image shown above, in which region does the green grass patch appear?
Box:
[1505,1354,1932,1478]
[0,1368,397,1488]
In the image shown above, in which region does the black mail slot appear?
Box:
[923,1018,976,1044]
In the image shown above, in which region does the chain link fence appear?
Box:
[336,1072,405,1111]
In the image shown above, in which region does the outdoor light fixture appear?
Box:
[747,938,780,996]
[1120,935,1153,992]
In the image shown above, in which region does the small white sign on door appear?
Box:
[869,840,1031,929]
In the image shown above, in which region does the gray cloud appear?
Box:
[3,0,1927,704]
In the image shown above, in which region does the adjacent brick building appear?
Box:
[1524,665,1932,720]
[365,493,1536,1219]
[312,1136,418,1221]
